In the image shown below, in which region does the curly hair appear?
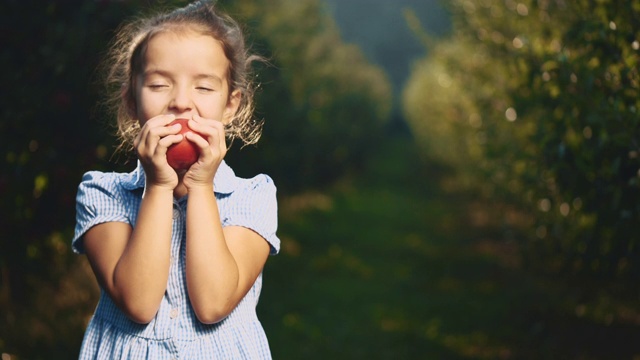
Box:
[103,0,263,153]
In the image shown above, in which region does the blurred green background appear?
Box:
[1,0,640,359]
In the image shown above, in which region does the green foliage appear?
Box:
[0,1,140,357]
[223,0,393,191]
[403,0,640,279]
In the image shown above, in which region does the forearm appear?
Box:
[113,185,174,322]
[185,185,240,323]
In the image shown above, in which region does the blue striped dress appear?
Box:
[72,161,279,359]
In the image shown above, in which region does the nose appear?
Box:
[168,85,193,114]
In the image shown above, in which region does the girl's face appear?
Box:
[133,29,240,125]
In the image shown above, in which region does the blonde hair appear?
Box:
[103,0,263,153]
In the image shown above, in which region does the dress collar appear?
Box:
[119,160,238,194]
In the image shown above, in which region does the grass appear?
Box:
[258,136,640,359]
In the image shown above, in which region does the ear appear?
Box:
[223,89,242,124]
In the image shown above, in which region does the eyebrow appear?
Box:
[194,73,224,85]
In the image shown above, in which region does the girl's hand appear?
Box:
[134,114,182,190]
[182,114,227,190]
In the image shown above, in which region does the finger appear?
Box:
[138,115,177,148]
[149,121,182,139]
[189,116,225,145]
[184,131,210,153]
[189,115,220,135]
[145,113,177,128]
[157,134,184,152]
[140,116,182,154]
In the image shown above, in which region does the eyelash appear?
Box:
[146,84,214,92]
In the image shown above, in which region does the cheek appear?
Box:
[136,92,164,120]
[196,94,227,117]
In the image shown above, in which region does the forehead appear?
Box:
[142,29,230,77]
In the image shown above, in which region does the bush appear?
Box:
[403,0,640,279]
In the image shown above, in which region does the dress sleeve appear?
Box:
[72,171,130,254]
[225,175,280,255]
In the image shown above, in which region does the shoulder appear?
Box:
[73,169,140,254]
[78,171,120,195]
[78,165,144,195]
[79,170,121,187]
[215,161,276,199]
[218,167,278,217]
[229,173,277,204]
[240,173,276,193]
[223,173,280,254]
[78,171,127,198]
[76,168,144,209]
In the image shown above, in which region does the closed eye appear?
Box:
[147,84,168,90]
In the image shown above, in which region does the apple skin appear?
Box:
[166,118,200,171]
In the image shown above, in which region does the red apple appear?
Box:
[166,118,200,170]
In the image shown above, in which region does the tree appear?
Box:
[403,0,640,279]
[223,0,393,191]
[0,1,145,357]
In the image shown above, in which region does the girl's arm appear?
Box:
[185,185,270,324]
[83,185,174,324]
[83,114,182,324]
[182,114,271,324]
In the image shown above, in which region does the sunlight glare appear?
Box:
[505,107,517,121]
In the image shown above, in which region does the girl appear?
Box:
[72,1,279,359]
